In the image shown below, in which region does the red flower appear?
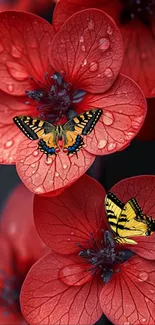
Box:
[53,0,155,98]
[0,183,49,324]
[21,174,155,325]
[0,9,146,195]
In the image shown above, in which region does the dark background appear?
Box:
[1,138,155,325]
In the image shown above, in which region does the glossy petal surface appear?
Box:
[0,11,55,96]
[0,183,49,276]
[34,174,106,253]
[16,139,95,194]
[77,74,147,155]
[0,90,36,164]
[110,175,155,260]
[20,252,103,325]
[50,9,123,93]
[100,255,155,325]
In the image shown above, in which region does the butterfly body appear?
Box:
[13,109,102,158]
[105,192,155,245]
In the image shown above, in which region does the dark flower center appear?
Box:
[79,230,134,283]
[25,72,86,123]
[0,270,21,316]
[120,0,155,25]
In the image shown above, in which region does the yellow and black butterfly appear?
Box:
[13,109,102,158]
[105,192,155,245]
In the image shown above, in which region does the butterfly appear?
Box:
[13,109,102,159]
[105,192,155,245]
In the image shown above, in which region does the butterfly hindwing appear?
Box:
[13,116,59,157]
[105,192,155,245]
[63,109,102,155]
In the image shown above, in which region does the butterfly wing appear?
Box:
[105,192,124,235]
[62,109,102,155]
[13,116,59,156]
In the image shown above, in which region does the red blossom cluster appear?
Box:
[0,1,155,325]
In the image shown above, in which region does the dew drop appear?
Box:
[45,157,53,165]
[82,59,87,67]
[71,232,74,235]
[88,20,94,30]
[67,237,71,241]
[35,187,43,193]
[99,38,110,51]
[81,45,86,52]
[0,43,4,53]
[151,87,155,95]
[97,73,101,78]
[103,112,114,125]
[11,45,22,58]
[8,84,14,93]
[107,24,113,35]
[6,61,29,81]
[124,322,130,325]
[79,36,84,43]
[142,318,147,322]
[108,142,116,151]
[98,139,107,149]
[149,288,155,294]
[4,140,13,148]
[33,150,39,157]
[89,61,98,72]
[55,172,59,177]
[31,163,36,168]
[145,297,149,303]
[20,159,24,163]
[72,162,75,165]
[138,272,148,282]
[63,164,67,169]
[104,68,113,78]
[125,132,135,140]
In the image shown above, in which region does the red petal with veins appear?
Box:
[0,90,37,164]
[110,175,155,260]
[100,255,155,325]
[77,74,147,155]
[16,138,95,195]
[59,263,92,286]
[50,8,123,94]
[20,252,102,325]
[0,11,55,96]
[34,174,106,253]
[0,183,49,276]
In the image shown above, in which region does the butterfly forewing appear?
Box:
[13,116,54,139]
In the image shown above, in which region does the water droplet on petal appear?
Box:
[35,187,43,193]
[89,62,98,72]
[67,237,71,241]
[145,297,149,303]
[71,232,74,235]
[11,45,22,58]
[151,87,155,95]
[31,163,36,168]
[20,159,24,163]
[99,38,110,51]
[104,68,113,78]
[63,164,67,169]
[98,139,107,149]
[45,157,53,165]
[33,150,39,157]
[108,142,116,151]
[88,20,94,30]
[142,318,147,322]
[149,288,155,294]
[81,45,86,52]
[103,112,114,126]
[8,84,14,93]
[55,172,59,177]
[80,36,84,43]
[107,25,113,35]
[125,132,135,140]
[97,73,101,78]
[124,322,130,325]
[6,61,29,81]
[138,272,148,282]
[4,140,13,148]
[82,59,87,67]
[0,43,4,53]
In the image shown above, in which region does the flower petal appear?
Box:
[0,90,37,164]
[50,8,123,93]
[77,74,147,155]
[20,252,102,325]
[0,11,55,96]
[53,0,104,31]
[100,255,155,325]
[34,174,106,254]
[59,263,92,286]
[16,138,95,195]
[121,23,155,98]
[0,234,13,279]
[110,175,155,260]
[0,183,49,276]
